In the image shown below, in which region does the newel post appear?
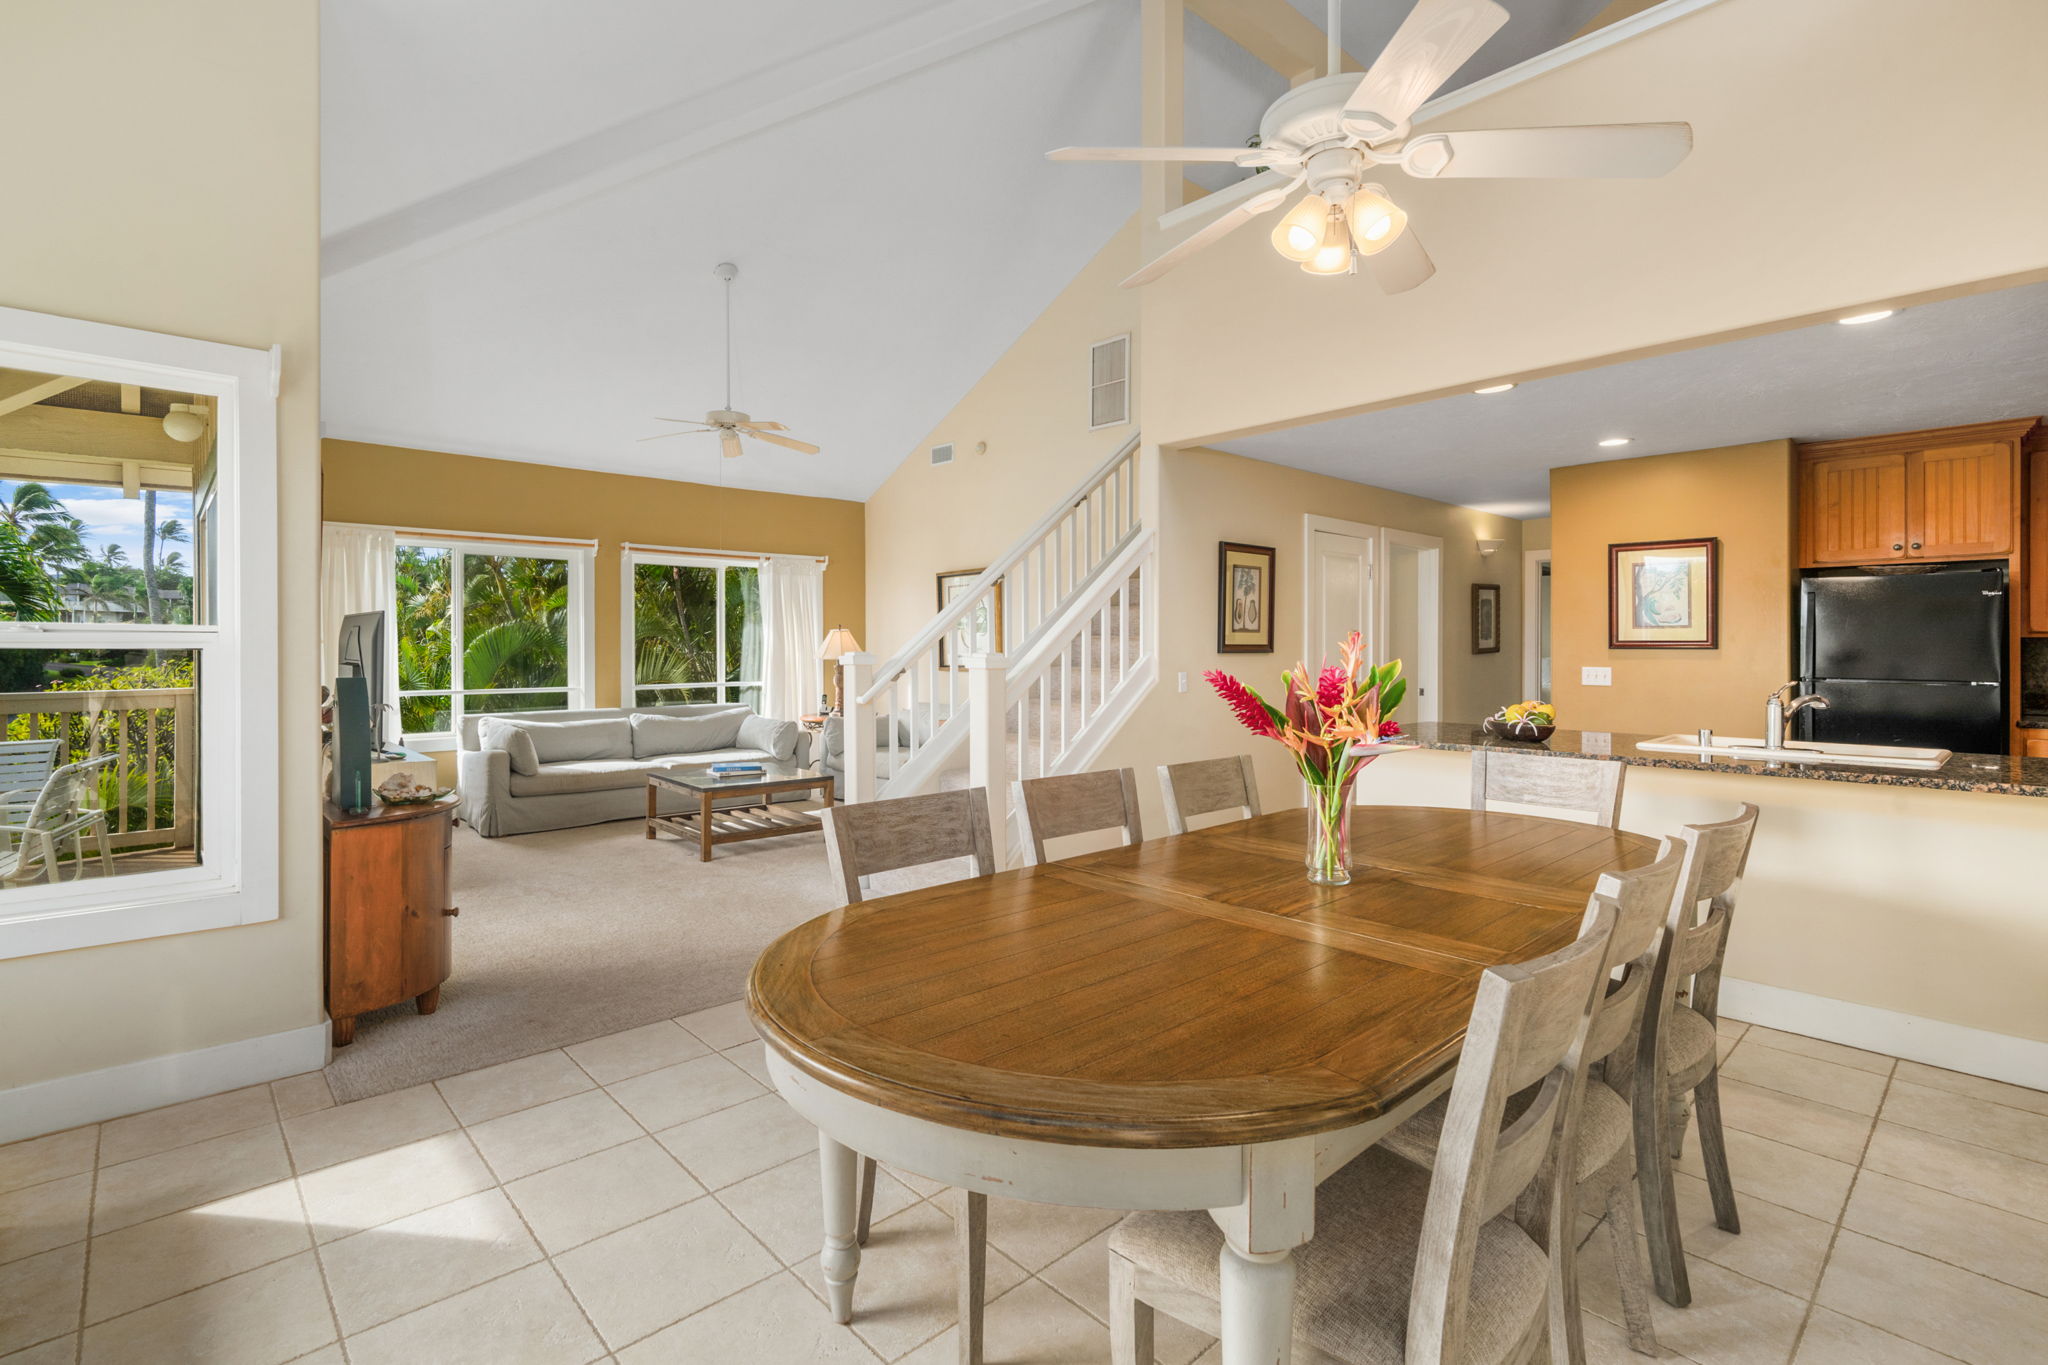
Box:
[964,653,1009,868]
[841,652,876,804]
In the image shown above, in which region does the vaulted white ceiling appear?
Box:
[319,0,1613,503]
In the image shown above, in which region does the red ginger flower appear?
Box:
[1204,670,1278,739]
[1315,664,1347,712]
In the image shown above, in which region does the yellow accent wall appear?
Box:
[0,0,321,1091]
[1548,441,1796,736]
[322,440,868,720]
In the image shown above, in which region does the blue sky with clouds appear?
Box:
[3,481,195,566]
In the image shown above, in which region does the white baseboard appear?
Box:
[1721,978,2048,1092]
[0,1021,331,1145]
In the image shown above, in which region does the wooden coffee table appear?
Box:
[645,763,835,862]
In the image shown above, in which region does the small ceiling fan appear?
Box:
[641,262,820,458]
[1048,0,1692,291]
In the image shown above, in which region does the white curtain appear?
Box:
[758,555,825,722]
[320,523,401,736]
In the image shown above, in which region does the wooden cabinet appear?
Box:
[324,795,457,1046]
[2029,444,2048,635]
[2025,737,2048,759]
[1798,420,2032,568]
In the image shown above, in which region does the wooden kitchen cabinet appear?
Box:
[2025,737,2048,759]
[1799,420,2033,568]
[2029,444,2048,635]
[324,794,458,1046]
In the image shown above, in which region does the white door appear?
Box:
[1307,526,1375,666]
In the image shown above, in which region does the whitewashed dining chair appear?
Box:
[1157,754,1261,835]
[1014,768,1143,864]
[1382,841,1687,1363]
[817,787,997,1365]
[1633,803,1759,1309]
[0,755,117,886]
[1470,749,1625,828]
[1106,902,1618,1365]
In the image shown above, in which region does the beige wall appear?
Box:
[1140,0,2048,449]
[1098,446,1524,834]
[1549,441,1795,735]
[323,440,867,748]
[1522,517,1552,553]
[864,219,1141,660]
[0,1,321,1090]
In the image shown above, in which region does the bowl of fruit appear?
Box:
[1484,701,1556,743]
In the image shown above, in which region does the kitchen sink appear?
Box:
[1635,734,1952,769]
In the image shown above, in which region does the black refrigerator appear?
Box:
[1796,564,2006,754]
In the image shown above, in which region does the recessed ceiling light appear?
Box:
[1598,437,1632,447]
[1838,309,1895,325]
[1474,383,1515,394]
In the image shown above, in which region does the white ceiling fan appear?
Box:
[1048,0,1692,291]
[641,262,821,459]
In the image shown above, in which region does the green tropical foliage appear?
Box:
[4,656,194,840]
[395,548,571,732]
[0,481,194,625]
[630,563,759,706]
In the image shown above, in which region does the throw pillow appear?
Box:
[632,709,747,758]
[737,713,799,762]
[477,718,541,776]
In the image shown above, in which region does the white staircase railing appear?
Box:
[843,434,1146,803]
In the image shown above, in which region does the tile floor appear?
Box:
[4,1008,2046,1363]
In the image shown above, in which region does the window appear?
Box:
[1089,334,1131,430]
[395,537,593,745]
[0,305,278,959]
[624,551,763,712]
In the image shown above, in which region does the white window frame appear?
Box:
[394,534,596,751]
[1088,334,1131,431]
[619,548,765,709]
[0,305,278,960]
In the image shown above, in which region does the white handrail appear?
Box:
[861,433,1141,702]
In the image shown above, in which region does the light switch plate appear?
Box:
[1177,671,1189,693]
[1582,731,1612,754]
[1581,667,1612,686]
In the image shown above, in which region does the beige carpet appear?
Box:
[321,808,963,1104]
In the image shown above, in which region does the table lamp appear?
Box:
[818,626,861,714]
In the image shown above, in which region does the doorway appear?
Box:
[1522,549,1552,702]
[1380,529,1442,722]
[1304,517,1376,666]
[1302,516,1441,723]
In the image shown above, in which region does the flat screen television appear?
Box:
[337,610,388,754]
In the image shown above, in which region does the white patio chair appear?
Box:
[0,739,64,820]
[0,755,118,886]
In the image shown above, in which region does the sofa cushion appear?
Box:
[632,709,747,758]
[505,748,780,797]
[493,716,634,764]
[478,719,541,776]
[737,714,800,763]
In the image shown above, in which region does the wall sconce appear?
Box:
[1476,539,1504,558]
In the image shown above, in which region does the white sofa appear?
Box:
[819,704,952,795]
[457,703,811,837]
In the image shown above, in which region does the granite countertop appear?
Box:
[1389,722,2048,799]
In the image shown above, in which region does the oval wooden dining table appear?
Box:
[748,804,1658,1365]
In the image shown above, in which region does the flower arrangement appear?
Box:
[1205,631,1406,885]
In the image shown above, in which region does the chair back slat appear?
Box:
[1156,755,1261,835]
[1015,769,1142,865]
[820,788,995,905]
[1469,748,1625,827]
[1407,902,1615,1365]
[0,739,61,789]
[1639,805,1760,1086]
[1581,841,1686,1069]
[1674,904,1732,981]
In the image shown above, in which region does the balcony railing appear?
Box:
[0,687,196,850]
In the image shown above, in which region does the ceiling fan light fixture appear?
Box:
[1269,194,1331,263]
[1345,184,1406,255]
[1299,204,1354,276]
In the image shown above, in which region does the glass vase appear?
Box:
[1305,790,1353,886]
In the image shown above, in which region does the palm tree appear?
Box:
[142,490,161,623]
[0,482,88,576]
[0,520,59,621]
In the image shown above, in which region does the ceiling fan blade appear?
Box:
[653,416,712,425]
[636,430,707,443]
[1048,146,1272,164]
[742,427,821,455]
[744,420,787,431]
[1403,123,1693,179]
[1343,0,1509,143]
[1365,225,1435,295]
[720,431,744,460]
[1119,176,1304,289]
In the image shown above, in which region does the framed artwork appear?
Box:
[1217,542,1276,653]
[935,569,1003,668]
[1471,583,1502,654]
[1609,537,1719,649]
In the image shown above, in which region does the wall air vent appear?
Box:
[1089,334,1130,430]
[930,443,955,466]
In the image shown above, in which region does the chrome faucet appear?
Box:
[1764,681,1830,750]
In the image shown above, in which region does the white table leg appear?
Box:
[819,1133,862,1323]
[1219,1244,1296,1365]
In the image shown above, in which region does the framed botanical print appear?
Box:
[935,569,1003,668]
[1471,583,1502,654]
[1609,537,1718,648]
[1217,542,1276,653]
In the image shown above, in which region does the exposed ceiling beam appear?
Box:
[0,405,201,468]
[0,371,87,419]
[322,0,1111,282]
[1187,0,1362,85]
[0,451,192,492]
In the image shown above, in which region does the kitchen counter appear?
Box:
[1389,721,2048,798]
